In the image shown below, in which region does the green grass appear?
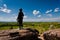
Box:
[0,22,60,34]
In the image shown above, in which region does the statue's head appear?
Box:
[19,8,22,12]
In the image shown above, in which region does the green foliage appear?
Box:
[0,22,60,34]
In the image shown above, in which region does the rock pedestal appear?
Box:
[0,28,41,40]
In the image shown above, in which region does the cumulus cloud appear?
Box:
[37,15,41,17]
[23,17,60,22]
[47,14,52,17]
[43,17,60,22]
[0,16,60,22]
[3,4,7,8]
[33,10,40,15]
[24,16,27,18]
[0,16,17,22]
[0,17,13,22]
[0,4,11,13]
[46,10,52,14]
[0,15,28,22]
[54,8,60,12]
[12,14,16,16]
[0,8,11,13]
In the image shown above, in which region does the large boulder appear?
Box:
[43,29,60,40]
[0,28,41,40]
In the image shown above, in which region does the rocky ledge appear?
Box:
[0,28,60,40]
[43,29,60,40]
[0,28,41,40]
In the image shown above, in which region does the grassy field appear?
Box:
[0,22,60,34]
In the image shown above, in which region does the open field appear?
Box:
[0,22,60,34]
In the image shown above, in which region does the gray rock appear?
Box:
[43,29,60,40]
[0,28,41,40]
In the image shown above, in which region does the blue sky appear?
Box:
[0,0,60,22]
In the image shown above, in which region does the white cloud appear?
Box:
[43,17,60,22]
[0,16,60,22]
[54,8,60,12]
[12,14,16,16]
[23,17,60,22]
[46,10,52,14]
[24,16,27,18]
[33,10,40,15]
[0,8,11,13]
[3,4,7,8]
[23,12,26,15]
[0,16,17,22]
[37,15,41,17]
[47,14,52,17]
[0,15,28,22]
[12,16,17,19]
[0,4,11,13]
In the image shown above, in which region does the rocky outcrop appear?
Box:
[43,29,60,40]
[0,28,41,40]
[1,28,60,40]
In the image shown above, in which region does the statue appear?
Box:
[17,8,24,29]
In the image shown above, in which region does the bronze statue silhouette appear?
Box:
[17,8,24,29]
